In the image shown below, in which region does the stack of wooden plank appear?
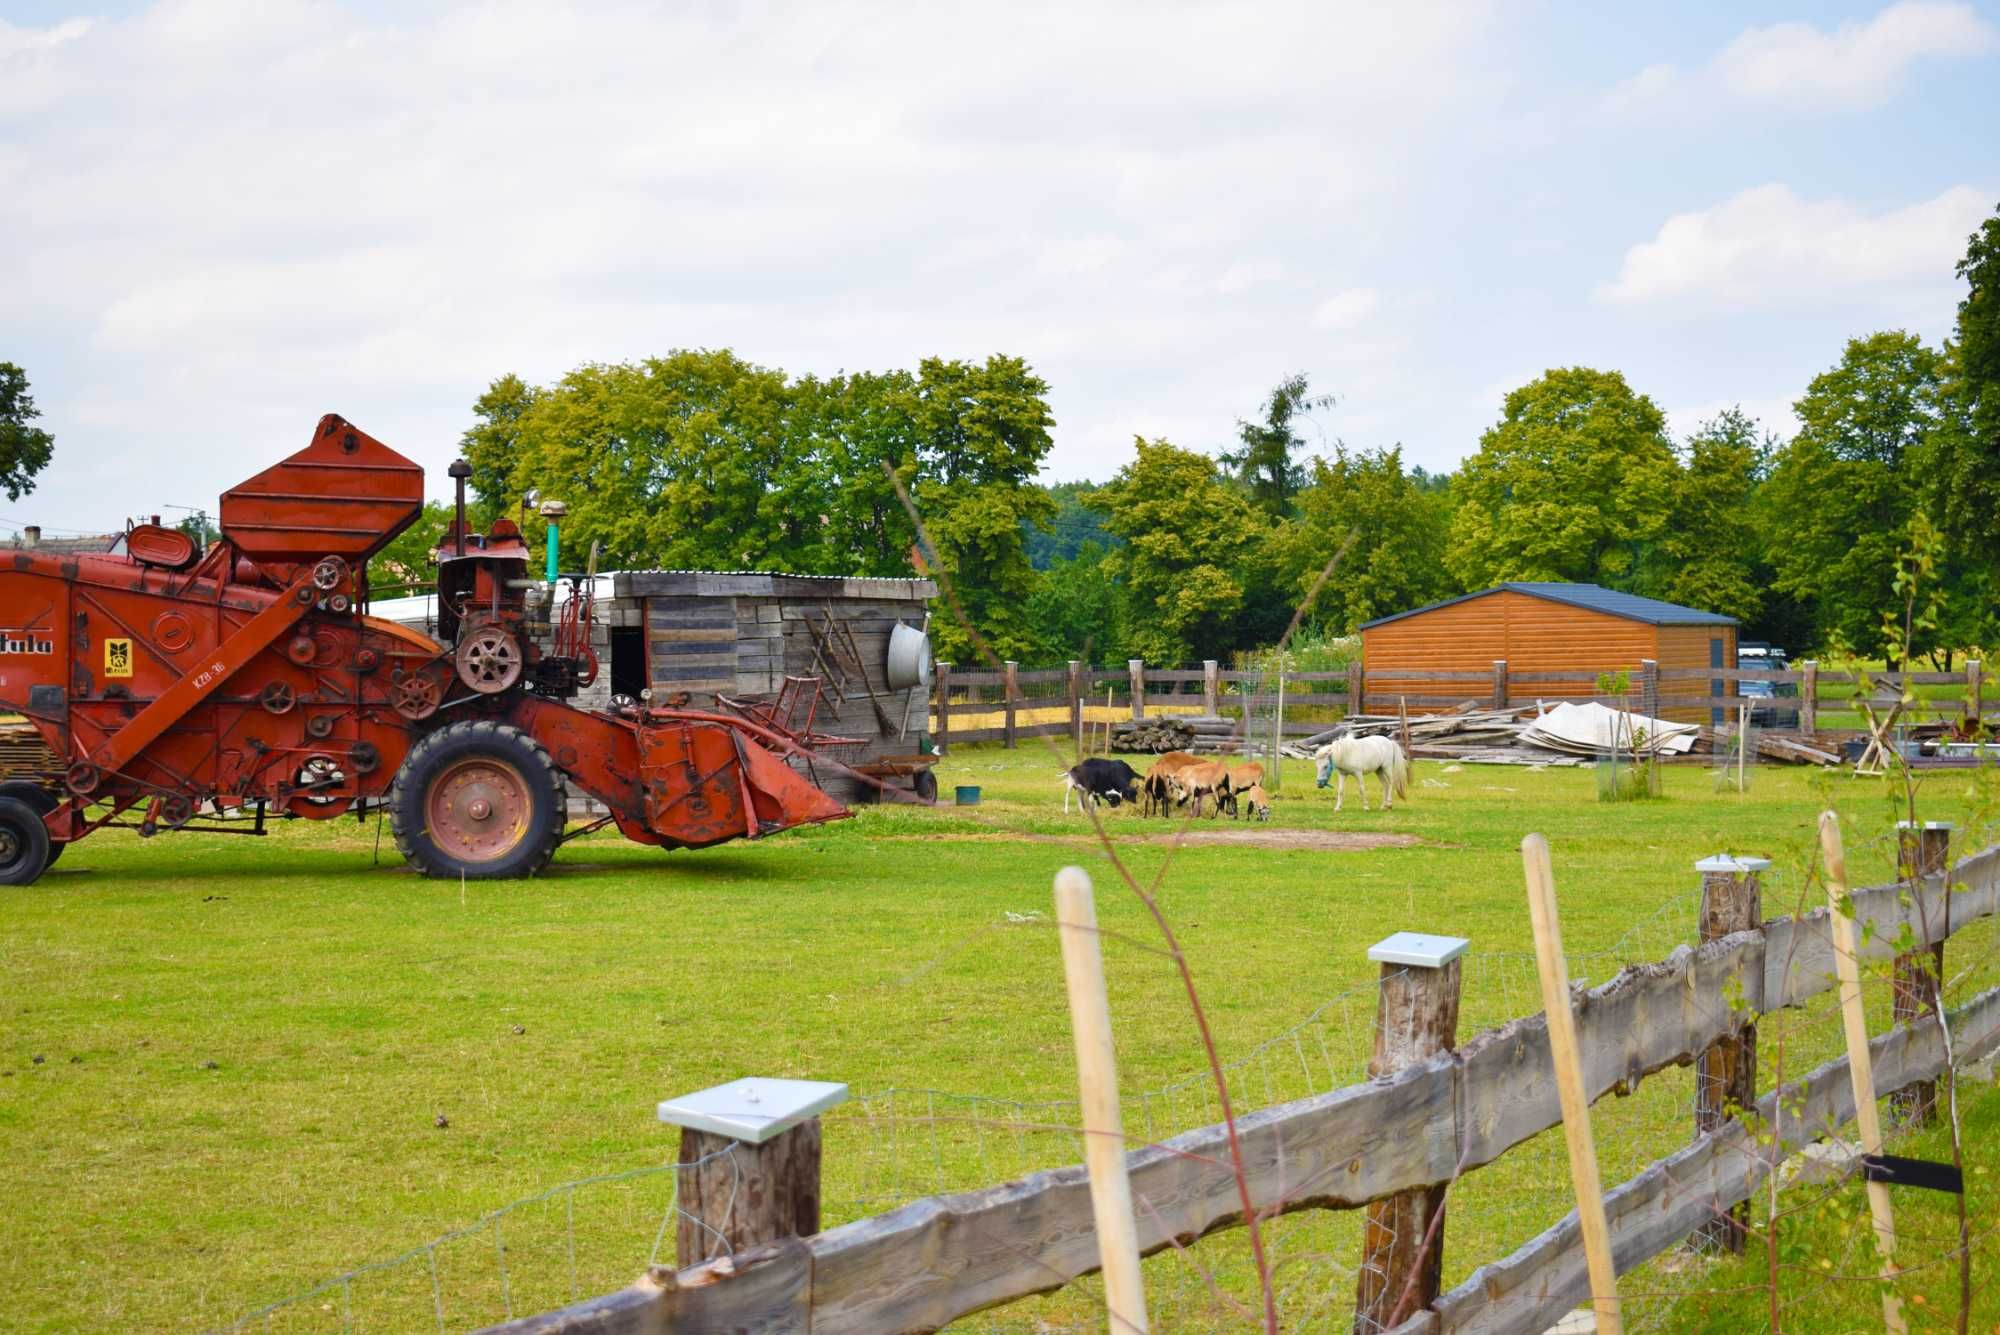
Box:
[1281,702,1843,768]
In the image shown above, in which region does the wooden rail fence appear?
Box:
[928,658,1991,751]
[488,836,2000,1335]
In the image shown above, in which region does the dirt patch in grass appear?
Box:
[865,829,1423,851]
[1146,828,1421,851]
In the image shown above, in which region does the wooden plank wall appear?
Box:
[1363,592,1737,723]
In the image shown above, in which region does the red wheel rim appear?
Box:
[425,757,532,864]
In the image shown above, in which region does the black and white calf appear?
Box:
[1063,758,1141,813]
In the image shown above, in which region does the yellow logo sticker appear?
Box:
[104,638,133,678]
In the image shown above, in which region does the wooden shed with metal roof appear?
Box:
[1359,582,1738,723]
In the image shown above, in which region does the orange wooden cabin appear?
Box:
[1359,583,1738,723]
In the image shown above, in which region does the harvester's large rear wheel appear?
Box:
[0,794,53,885]
[389,722,562,879]
[0,782,61,867]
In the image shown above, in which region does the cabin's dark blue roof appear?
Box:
[1360,582,1737,630]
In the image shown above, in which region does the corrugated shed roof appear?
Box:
[1359,582,1737,629]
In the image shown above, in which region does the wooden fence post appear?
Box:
[1491,660,1508,711]
[1347,660,1364,717]
[1690,854,1766,1254]
[1892,821,1953,1128]
[1068,661,1083,755]
[1639,659,1659,720]
[1969,658,1984,732]
[1129,659,1145,721]
[1354,932,1468,1334]
[1203,659,1220,717]
[658,1076,848,1268]
[1800,660,1818,739]
[1003,660,1019,750]
[934,661,952,754]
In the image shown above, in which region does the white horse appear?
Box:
[1313,735,1409,811]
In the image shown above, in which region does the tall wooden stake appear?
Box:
[1819,812,1905,1334]
[1737,703,1748,793]
[1053,867,1148,1333]
[1521,834,1621,1334]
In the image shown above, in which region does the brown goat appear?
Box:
[1175,760,1232,817]
[1223,762,1264,816]
[1237,783,1271,822]
[1141,751,1200,817]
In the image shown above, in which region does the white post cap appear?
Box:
[657,1077,848,1144]
[1368,931,1470,969]
[1895,820,1954,831]
[1695,854,1771,874]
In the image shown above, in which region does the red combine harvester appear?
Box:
[0,415,849,885]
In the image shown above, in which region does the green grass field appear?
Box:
[4,744,2000,1332]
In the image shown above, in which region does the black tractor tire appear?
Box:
[388,721,563,880]
[0,794,53,885]
[0,781,62,866]
[912,768,939,804]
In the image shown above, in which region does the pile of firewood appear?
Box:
[1110,718,1197,752]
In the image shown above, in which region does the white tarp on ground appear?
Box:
[1517,700,1699,756]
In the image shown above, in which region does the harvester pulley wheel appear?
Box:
[349,741,380,774]
[289,755,349,821]
[328,592,353,615]
[260,681,297,714]
[64,762,100,797]
[0,794,53,886]
[311,556,348,592]
[354,648,380,674]
[159,795,195,830]
[305,714,336,739]
[388,721,562,880]
[286,636,316,666]
[456,626,523,695]
[390,670,442,720]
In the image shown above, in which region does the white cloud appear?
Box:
[0,0,1500,521]
[0,16,92,57]
[1664,397,1801,445]
[1598,183,1990,308]
[1610,0,1996,112]
[1310,287,1380,330]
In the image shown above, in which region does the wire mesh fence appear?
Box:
[211,832,2000,1334]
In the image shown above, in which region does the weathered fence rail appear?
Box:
[927,656,1993,752]
[488,841,2000,1334]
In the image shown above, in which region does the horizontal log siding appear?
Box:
[1360,592,1737,721]
[1656,624,1737,723]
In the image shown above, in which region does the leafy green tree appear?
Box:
[460,374,541,526]
[366,500,454,596]
[1763,332,1946,662]
[1025,481,1116,569]
[1219,372,1333,517]
[0,363,55,502]
[1930,202,2000,564]
[1026,540,1126,662]
[1446,368,1679,588]
[789,369,921,577]
[1092,437,1266,662]
[910,355,1056,662]
[1636,408,1769,624]
[1275,445,1452,631]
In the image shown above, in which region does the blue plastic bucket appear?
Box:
[955,785,982,806]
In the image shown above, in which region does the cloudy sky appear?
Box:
[2,0,1995,533]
